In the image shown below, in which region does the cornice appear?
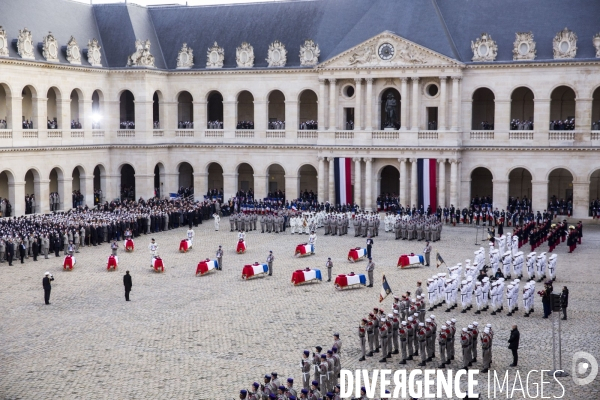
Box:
[466,60,600,69]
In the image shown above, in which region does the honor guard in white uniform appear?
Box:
[213,213,220,231]
[526,252,537,280]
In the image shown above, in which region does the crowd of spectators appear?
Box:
[0,119,7,129]
[47,118,58,129]
[268,120,285,130]
[549,118,575,130]
[153,121,160,129]
[207,120,223,129]
[22,120,34,129]
[236,120,254,129]
[345,120,354,130]
[25,194,36,214]
[479,121,494,130]
[94,189,103,205]
[121,186,135,201]
[510,119,533,130]
[71,120,82,129]
[120,121,135,129]
[178,121,194,129]
[0,198,12,217]
[299,120,318,130]
[72,190,84,208]
[177,186,194,198]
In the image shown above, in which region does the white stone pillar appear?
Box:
[451,77,461,131]
[254,174,268,201]
[135,174,155,200]
[193,172,208,199]
[353,157,362,207]
[105,174,120,202]
[223,173,237,200]
[410,158,418,207]
[285,100,298,132]
[400,78,408,130]
[57,99,70,130]
[365,78,373,131]
[531,180,548,214]
[439,77,447,130]
[354,78,362,130]
[438,159,446,207]
[328,157,335,203]
[318,157,325,202]
[457,161,463,207]
[493,179,509,211]
[285,175,299,201]
[399,158,407,206]
[59,178,72,210]
[82,100,93,132]
[82,174,94,207]
[573,181,590,218]
[575,98,593,131]
[34,97,46,132]
[318,79,326,130]
[193,101,206,129]
[495,99,511,132]
[254,100,268,132]
[450,159,458,208]
[10,181,25,216]
[223,99,236,131]
[8,95,20,131]
[365,158,373,211]
[39,179,50,214]
[328,79,337,130]
[410,78,420,130]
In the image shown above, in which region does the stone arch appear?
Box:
[177,91,194,126]
[93,164,106,204]
[47,86,62,128]
[298,164,318,198]
[206,162,224,193]
[119,163,136,200]
[237,90,254,127]
[178,161,194,190]
[298,89,318,128]
[206,90,223,126]
[547,168,574,204]
[508,167,533,201]
[267,90,285,128]
[48,166,65,211]
[72,165,86,208]
[153,162,165,198]
[0,83,12,129]
[550,86,576,126]
[471,87,495,130]
[152,90,164,129]
[91,89,103,129]
[24,168,41,214]
[378,165,400,196]
[0,169,16,215]
[592,87,600,129]
[267,163,285,198]
[21,85,37,129]
[470,167,494,202]
[589,169,600,214]
[119,90,135,127]
[510,87,534,129]
[70,88,84,128]
[379,87,401,130]
[236,162,254,193]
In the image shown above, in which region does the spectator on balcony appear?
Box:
[153,121,160,129]
[345,120,354,130]
[236,120,254,129]
[428,120,437,130]
[299,120,318,130]
[47,118,58,129]
[550,118,575,131]
[178,121,194,129]
[479,121,493,130]
[510,119,533,130]
[207,120,223,129]
[92,121,101,129]
[120,121,135,129]
[592,120,600,130]
[0,119,7,129]
[268,120,285,130]
[22,119,33,129]
[94,189,102,205]
[70,120,82,129]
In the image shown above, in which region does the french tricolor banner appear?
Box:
[417,158,437,211]
[334,157,352,205]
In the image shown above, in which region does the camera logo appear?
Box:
[572,351,598,386]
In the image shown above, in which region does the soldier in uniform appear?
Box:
[318,355,328,394]
[416,322,427,366]
[378,318,388,362]
[311,347,322,385]
[310,381,322,400]
[366,314,375,357]
[438,324,448,368]
[216,245,223,270]
[325,351,335,392]
[449,319,457,362]
[267,250,274,276]
[460,327,471,370]
[471,322,479,363]
[286,378,297,398]
[366,258,375,287]
[391,310,400,355]
[325,257,333,282]
[332,333,342,355]
[301,350,311,390]
[424,318,434,362]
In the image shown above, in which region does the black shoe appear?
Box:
[491,312,496,315]
[359,357,365,361]
[509,363,517,367]
[374,349,379,353]
[475,311,481,315]
[392,350,399,355]
[561,317,567,320]
[418,362,426,367]
[524,313,529,317]
[461,310,467,313]
[407,356,413,360]
[379,358,387,363]
[367,352,373,357]
[472,358,477,363]
[438,364,446,368]
[398,360,406,365]
[481,368,489,373]
[507,312,513,316]
[327,279,331,282]
[367,284,373,287]
[426,357,432,362]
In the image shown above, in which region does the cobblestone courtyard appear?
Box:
[1,218,599,399]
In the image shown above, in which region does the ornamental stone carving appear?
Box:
[127,39,155,68]
[42,32,59,62]
[206,41,224,68]
[553,28,577,59]
[348,44,376,65]
[396,44,427,64]
[593,33,600,58]
[236,42,254,68]
[87,38,102,67]
[299,39,319,66]
[266,40,287,67]
[471,33,497,62]
[512,32,536,61]
[0,26,8,57]
[176,43,194,69]
[17,28,35,60]
[66,36,81,65]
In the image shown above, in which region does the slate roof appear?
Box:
[0,0,598,69]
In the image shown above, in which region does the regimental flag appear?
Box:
[334,157,353,205]
[379,274,392,303]
[436,252,446,268]
[417,158,437,211]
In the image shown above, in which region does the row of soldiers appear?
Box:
[358,307,494,372]
[387,215,443,241]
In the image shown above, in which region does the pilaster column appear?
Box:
[400,78,408,130]
[531,180,548,214]
[35,97,47,131]
[254,100,268,132]
[134,100,153,133]
[8,96,21,130]
[82,100,93,131]
[285,175,299,201]
[328,157,335,203]
[353,157,362,207]
[439,77,447,130]
[457,161,463,207]
[411,78,420,130]
[494,99,511,132]
[193,172,208,199]
[318,157,325,202]
[450,159,458,207]
[81,174,94,207]
[399,158,407,206]
[254,174,268,201]
[58,178,72,210]
[575,98,593,131]
[354,78,362,130]
[365,78,373,131]
[193,101,207,129]
[107,100,120,133]
[492,179,509,211]
[57,99,71,130]
[318,79,326,130]
[533,99,550,134]
[573,181,590,218]
[223,173,237,200]
[410,158,418,207]
[365,158,373,211]
[223,100,236,131]
[285,100,298,132]
[328,79,337,130]
[104,174,120,202]
[162,173,179,198]
[39,179,50,214]
[451,77,461,131]
[438,159,446,207]
[134,174,155,199]
[10,181,25,216]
